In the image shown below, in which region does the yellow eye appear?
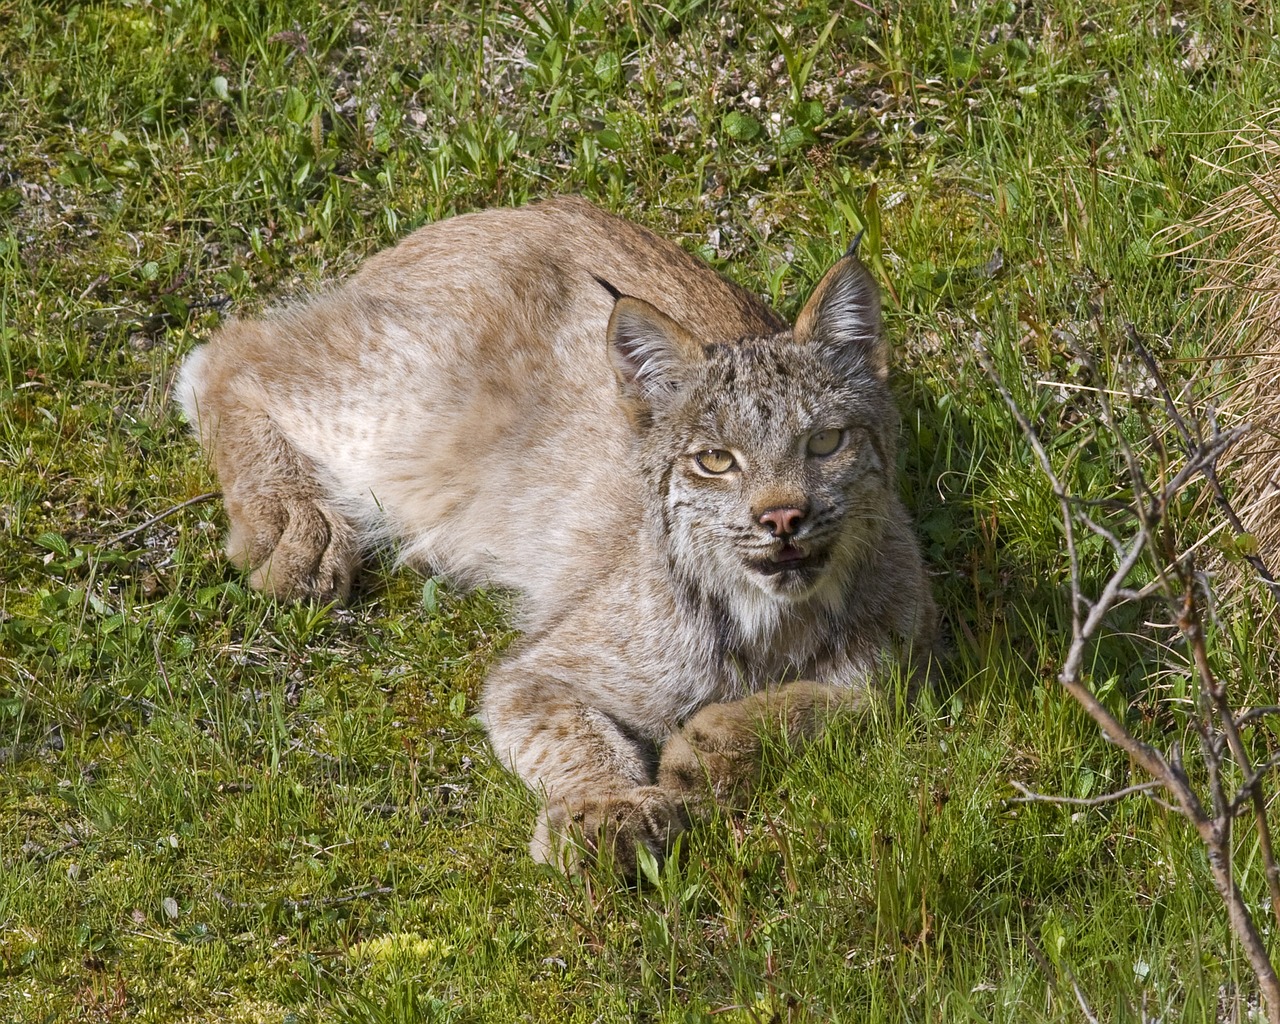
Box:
[806,429,844,457]
[694,449,737,474]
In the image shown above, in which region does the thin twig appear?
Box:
[104,492,221,547]
[1230,753,1280,818]
[1237,706,1280,728]
[1023,933,1057,985]
[1182,576,1280,932]
[1008,779,1164,807]
[214,885,394,911]
[1071,978,1101,1024]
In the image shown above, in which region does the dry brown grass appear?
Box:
[1191,113,1280,585]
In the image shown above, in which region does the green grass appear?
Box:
[3,0,1280,1020]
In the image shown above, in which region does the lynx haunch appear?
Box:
[177,197,937,876]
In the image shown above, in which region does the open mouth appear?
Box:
[747,543,829,577]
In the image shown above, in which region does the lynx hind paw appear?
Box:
[227,497,357,603]
[532,786,689,881]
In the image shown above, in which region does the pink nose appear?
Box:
[758,506,806,537]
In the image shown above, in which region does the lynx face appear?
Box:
[659,337,896,605]
[606,253,893,622]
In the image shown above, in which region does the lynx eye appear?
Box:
[806,428,845,457]
[694,449,737,474]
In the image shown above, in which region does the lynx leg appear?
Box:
[212,410,357,603]
[658,681,861,811]
[480,668,687,880]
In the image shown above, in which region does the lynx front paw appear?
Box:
[658,681,848,809]
[532,785,689,881]
[657,703,767,810]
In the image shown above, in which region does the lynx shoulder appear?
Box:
[177,196,937,877]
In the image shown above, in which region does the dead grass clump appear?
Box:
[1192,115,1280,583]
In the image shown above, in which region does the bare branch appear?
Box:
[1072,978,1101,1024]
[984,324,1280,1018]
[1230,753,1280,818]
[1182,570,1280,930]
[1008,779,1164,806]
[974,339,1086,630]
[1078,511,1127,558]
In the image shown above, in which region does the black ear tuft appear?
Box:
[792,256,886,381]
[593,275,623,301]
[607,297,701,407]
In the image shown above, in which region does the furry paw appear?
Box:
[228,497,356,602]
[658,681,849,810]
[532,785,689,881]
[657,704,766,811]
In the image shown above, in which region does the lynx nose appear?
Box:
[758,506,807,538]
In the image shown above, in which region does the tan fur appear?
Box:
[177,196,937,879]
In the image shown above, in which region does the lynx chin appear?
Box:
[177,196,937,878]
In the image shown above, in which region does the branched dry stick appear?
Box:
[1133,325,1280,932]
[977,338,1280,1021]
[1181,572,1280,934]
[1236,707,1280,729]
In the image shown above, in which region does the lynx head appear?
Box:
[606,255,898,636]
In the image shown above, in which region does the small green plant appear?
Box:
[765,8,840,107]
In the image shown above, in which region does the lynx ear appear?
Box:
[607,296,701,406]
[792,257,887,381]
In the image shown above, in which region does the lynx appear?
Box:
[177,196,937,876]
